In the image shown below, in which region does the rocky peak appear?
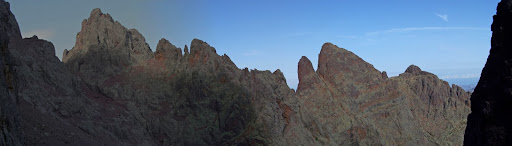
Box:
[190,38,217,54]
[184,45,189,56]
[405,65,422,74]
[88,8,114,23]
[63,8,154,86]
[187,38,219,65]
[401,65,433,76]
[155,38,182,61]
[316,42,343,79]
[297,56,317,92]
[90,8,107,19]
[316,42,383,87]
[298,56,315,83]
[156,38,177,51]
[273,69,284,77]
[381,71,388,79]
[63,8,152,63]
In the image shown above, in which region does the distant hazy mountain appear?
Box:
[459,84,476,93]
[444,78,479,92]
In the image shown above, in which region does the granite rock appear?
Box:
[295,43,470,145]
[0,0,22,145]
[63,8,153,86]
[0,0,20,39]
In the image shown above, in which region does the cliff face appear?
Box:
[47,9,300,145]
[464,0,512,145]
[0,1,21,145]
[296,44,470,145]
[1,2,473,145]
[62,8,153,87]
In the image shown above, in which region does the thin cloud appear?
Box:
[440,73,480,79]
[22,29,55,40]
[336,35,358,39]
[366,27,487,36]
[435,13,449,22]
[243,50,262,56]
[280,32,313,39]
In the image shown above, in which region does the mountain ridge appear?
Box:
[1,3,472,145]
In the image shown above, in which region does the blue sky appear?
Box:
[8,0,499,89]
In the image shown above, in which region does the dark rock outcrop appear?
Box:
[8,36,125,145]
[0,0,22,145]
[464,0,512,145]
[0,0,20,39]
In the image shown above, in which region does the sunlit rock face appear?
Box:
[296,43,470,145]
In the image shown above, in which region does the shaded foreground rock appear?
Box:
[1,3,473,146]
[464,0,512,145]
[0,0,22,145]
